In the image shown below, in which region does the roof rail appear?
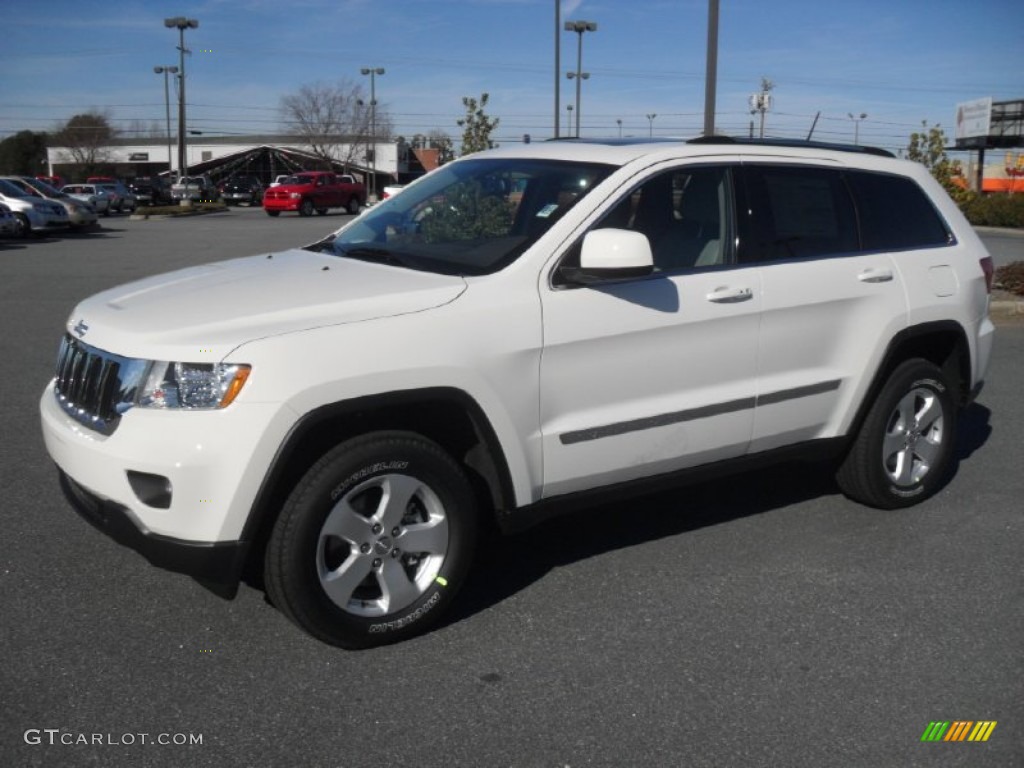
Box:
[687,135,895,158]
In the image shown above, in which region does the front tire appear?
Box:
[299,199,314,217]
[836,359,957,509]
[265,431,478,648]
[265,210,280,217]
[347,197,361,215]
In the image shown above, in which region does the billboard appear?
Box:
[955,98,992,143]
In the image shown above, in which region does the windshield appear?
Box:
[22,177,60,197]
[0,179,31,198]
[311,157,613,275]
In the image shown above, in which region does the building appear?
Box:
[44,134,436,189]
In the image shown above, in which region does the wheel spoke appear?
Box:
[320,555,374,607]
[892,447,916,486]
[320,500,373,543]
[894,392,917,429]
[376,474,423,527]
[913,436,942,468]
[399,518,448,555]
[376,558,421,612]
[882,430,906,461]
[915,394,943,432]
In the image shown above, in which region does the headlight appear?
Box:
[289,192,302,199]
[137,362,251,409]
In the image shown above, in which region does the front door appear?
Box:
[539,163,763,498]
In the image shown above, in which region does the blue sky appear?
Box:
[2,0,1022,155]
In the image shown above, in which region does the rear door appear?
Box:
[739,162,908,452]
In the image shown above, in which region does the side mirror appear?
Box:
[562,228,654,285]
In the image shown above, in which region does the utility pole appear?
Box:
[703,0,719,136]
[748,77,774,139]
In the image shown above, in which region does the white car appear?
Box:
[40,137,994,648]
[0,178,70,236]
[62,184,113,215]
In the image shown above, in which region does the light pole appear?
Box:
[565,71,590,138]
[564,20,597,139]
[646,113,657,138]
[848,112,867,144]
[554,0,561,138]
[566,105,573,138]
[153,66,178,176]
[163,17,198,182]
[360,67,385,202]
[617,118,622,138]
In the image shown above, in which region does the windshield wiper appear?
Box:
[303,234,337,252]
[338,246,422,270]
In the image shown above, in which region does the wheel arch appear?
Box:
[846,320,972,441]
[238,387,515,583]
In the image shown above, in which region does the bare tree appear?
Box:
[52,111,119,171]
[281,80,390,172]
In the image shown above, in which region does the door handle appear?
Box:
[858,268,894,283]
[706,286,754,303]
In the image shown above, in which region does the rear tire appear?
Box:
[265,431,478,648]
[836,359,957,509]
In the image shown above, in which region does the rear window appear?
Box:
[845,171,951,250]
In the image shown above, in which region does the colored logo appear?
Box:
[921,721,997,742]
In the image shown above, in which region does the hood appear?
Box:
[68,248,467,360]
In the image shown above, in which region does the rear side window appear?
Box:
[845,171,951,250]
[743,165,858,261]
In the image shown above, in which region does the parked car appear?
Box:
[95,182,136,213]
[269,174,293,188]
[0,178,70,236]
[36,175,65,190]
[381,184,405,200]
[1,176,98,230]
[262,171,365,216]
[38,137,996,649]
[0,202,17,237]
[170,175,218,203]
[129,177,173,206]
[62,184,113,216]
[220,175,264,206]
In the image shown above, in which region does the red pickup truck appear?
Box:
[262,171,366,217]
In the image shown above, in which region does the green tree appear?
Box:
[457,93,499,156]
[0,130,48,175]
[907,121,967,203]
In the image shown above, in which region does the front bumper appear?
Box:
[40,380,293,594]
[59,470,247,597]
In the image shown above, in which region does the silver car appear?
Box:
[0,176,98,230]
[0,202,17,237]
[0,179,70,237]
[95,182,137,213]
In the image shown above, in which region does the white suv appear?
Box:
[40,138,995,648]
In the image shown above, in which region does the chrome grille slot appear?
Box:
[53,334,138,435]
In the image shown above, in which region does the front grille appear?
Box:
[53,335,146,435]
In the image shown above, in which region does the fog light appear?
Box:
[126,471,173,509]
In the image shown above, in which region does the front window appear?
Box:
[310,157,614,275]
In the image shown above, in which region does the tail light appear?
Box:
[980,256,994,294]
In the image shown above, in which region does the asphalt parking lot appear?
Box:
[2,209,1022,767]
